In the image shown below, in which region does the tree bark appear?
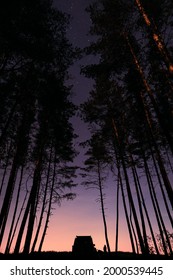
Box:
[5,165,24,254]
[31,145,53,252]
[97,159,111,253]
[23,150,42,254]
[38,155,56,252]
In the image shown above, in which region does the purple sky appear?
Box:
[0,0,172,255]
[33,0,172,252]
[47,0,124,252]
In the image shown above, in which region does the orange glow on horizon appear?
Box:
[1,193,132,254]
[40,198,132,253]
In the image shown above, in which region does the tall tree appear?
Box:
[81,133,111,252]
[81,0,173,254]
[0,0,78,253]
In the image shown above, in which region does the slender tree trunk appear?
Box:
[147,149,172,254]
[0,115,30,245]
[143,151,168,255]
[97,159,111,253]
[121,155,147,254]
[13,193,31,254]
[129,205,139,254]
[134,149,160,254]
[111,118,147,253]
[134,0,173,72]
[126,33,173,156]
[151,150,173,227]
[8,190,28,253]
[0,140,12,196]
[5,165,24,254]
[112,116,148,253]
[113,144,136,253]
[23,150,43,254]
[38,156,56,252]
[126,36,173,208]
[0,147,19,245]
[31,145,53,252]
[131,162,150,254]
[115,170,120,252]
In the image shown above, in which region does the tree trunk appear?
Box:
[0,140,12,196]
[23,151,42,254]
[151,149,173,227]
[121,155,147,254]
[0,147,18,245]
[135,0,173,72]
[31,145,53,252]
[8,190,28,253]
[97,159,111,253]
[129,205,139,254]
[131,161,150,254]
[38,156,56,252]
[113,142,136,253]
[13,193,31,254]
[5,165,24,254]
[126,33,173,156]
[115,170,120,252]
[143,151,168,255]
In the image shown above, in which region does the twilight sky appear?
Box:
[6,0,168,253]
[0,0,172,255]
[42,0,131,252]
[41,0,117,252]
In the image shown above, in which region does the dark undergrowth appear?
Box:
[0,251,172,260]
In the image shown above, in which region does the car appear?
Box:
[72,236,96,255]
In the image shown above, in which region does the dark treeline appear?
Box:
[0,0,173,256]
[81,0,173,255]
[0,0,77,254]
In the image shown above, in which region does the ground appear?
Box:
[0,251,172,260]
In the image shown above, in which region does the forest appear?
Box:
[0,0,173,257]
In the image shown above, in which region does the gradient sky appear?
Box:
[42,0,132,252]
[36,0,106,252]
[39,0,172,253]
[1,0,171,254]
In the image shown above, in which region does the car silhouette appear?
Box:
[72,236,96,255]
